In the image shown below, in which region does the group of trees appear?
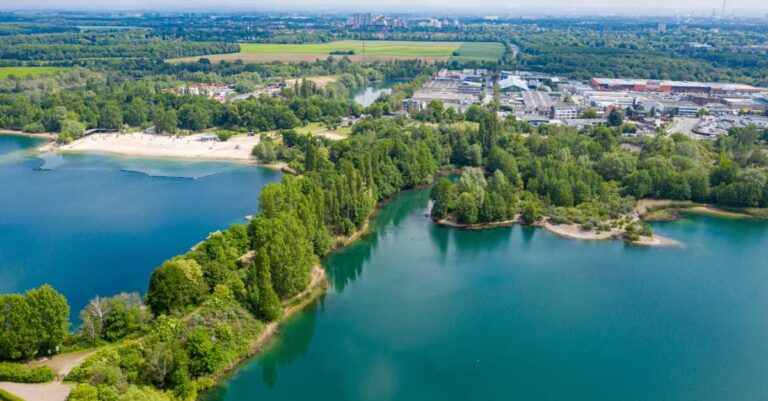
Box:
[0,31,239,63]
[431,109,768,231]
[0,57,436,144]
[507,23,768,86]
[65,114,443,400]
[0,285,69,361]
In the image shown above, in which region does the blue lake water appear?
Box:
[205,189,768,401]
[0,135,280,318]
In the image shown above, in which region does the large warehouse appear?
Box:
[590,78,766,94]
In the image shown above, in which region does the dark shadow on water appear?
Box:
[327,189,431,292]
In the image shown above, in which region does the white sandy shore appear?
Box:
[542,222,680,247]
[47,132,263,161]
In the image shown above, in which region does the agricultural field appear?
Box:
[451,42,506,61]
[170,40,503,64]
[0,66,65,80]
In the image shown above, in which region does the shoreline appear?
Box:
[199,216,374,398]
[0,130,56,140]
[33,132,291,172]
[434,216,681,247]
[205,265,328,390]
[638,199,763,221]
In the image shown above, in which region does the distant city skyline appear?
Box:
[2,0,767,14]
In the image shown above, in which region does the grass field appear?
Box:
[170,40,503,64]
[0,66,65,80]
[452,42,506,61]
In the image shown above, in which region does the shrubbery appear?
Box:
[0,363,55,383]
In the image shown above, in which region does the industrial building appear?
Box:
[590,78,766,95]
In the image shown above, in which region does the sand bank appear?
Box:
[541,222,623,241]
[48,132,263,161]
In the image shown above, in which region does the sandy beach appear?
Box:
[542,222,623,241]
[48,132,263,161]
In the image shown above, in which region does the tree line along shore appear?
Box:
[1,57,768,401]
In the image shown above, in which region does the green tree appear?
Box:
[25,285,69,355]
[581,108,598,118]
[0,294,38,360]
[58,119,86,144]
[427,100,444,122]
[596,152,637,181]
[153,109,178,134]
[185,328,220,378]
[430,178,454,219]
[68,384,99,401]
[478,112,500,156]
[249,212,313,300]
[124,98,149,127]
[146,259,207,316]
[521,202,542,224]
[99,102,123,129]
[178,104,212,131]
[246,248,282,321]
[607,109,624,127]
[455,192,478,224]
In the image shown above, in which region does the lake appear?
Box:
[350,81,396,107]
[205,188,768,401]
[0,134,280,318]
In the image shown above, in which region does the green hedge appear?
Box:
[0,389,25,401]
[0,362,55,383]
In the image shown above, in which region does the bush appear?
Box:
[521,202,542,224]
[68,384,98,401]
[22,122,45,133]
[0,363,55,383]
[0,389,24,401]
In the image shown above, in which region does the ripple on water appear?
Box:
[35,151,247,179]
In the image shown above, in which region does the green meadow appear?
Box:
[0,66,66,80]
[172,40,504,63]
[451,42,506,61]
[239,40,462,57]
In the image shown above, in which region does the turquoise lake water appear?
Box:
[205,189,768,401]
[5,134,768,400]
[0,135,279,317]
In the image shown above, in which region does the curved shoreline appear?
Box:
[637,199,765,221]
[0,130,56,140]
[434,217,681,247]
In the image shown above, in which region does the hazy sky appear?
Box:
[2,0,767,13]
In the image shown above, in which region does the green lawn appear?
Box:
[239,40,462,57]
[0,66,66,80]
[451,42,506,61]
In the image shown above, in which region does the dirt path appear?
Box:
[0,349,98,401]
[27,349,97,378]
[0,381,74,401]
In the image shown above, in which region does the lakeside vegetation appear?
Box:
[429,113,768,240]
[1,10,768,401]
